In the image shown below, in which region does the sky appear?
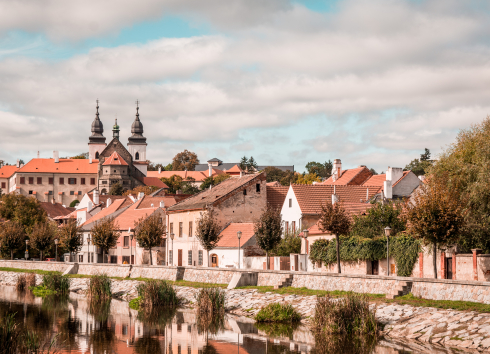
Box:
[0,0,489,173]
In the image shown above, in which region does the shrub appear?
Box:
[26,273,36,288]
[137,280,178,310]
[88,274,112,300]
[312,293,378,335]
[16,274,26,291]
[255,303,301,323]
[42,274,70,295]
[196,287,225,318]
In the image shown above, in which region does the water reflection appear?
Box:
[0,286,466,354]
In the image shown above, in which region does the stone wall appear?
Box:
[130,265,182,281]
[78,264,131,278]
[411,279,490,303]
[0,260,71,273]
[183,267,235,284]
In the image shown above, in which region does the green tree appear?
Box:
[351,201,406,239]
[71,152,89,159]
[272,228,301,256]
[318,202,351,273]
[91,217,120,263]
[405,175,465,279]
[69,200,80,208]
[0,194,47,233]
[239,156,248,171]
[305,161,333,179]
[147,161,165,171]
[263,167,298,186]
[59,220,83,262]
[109,182,124,196]
[180,177,200,194]
[123,185,159,197]
[172,150,200,171]
[161,175,199,194]
[134,213,166,265]
[420,148,431,161]
[369,168,378,175]
[30,221,58,261]
[254,206,282,269]
[200,174,231,190]
[404,148,433,176]
[195,209,222,267]
[295,173,321,185]
[248,156,258,171]
[164,163,173,171]
[0,221,25,259]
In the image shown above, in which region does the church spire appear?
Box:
[113,117,120,140]
[128,99,146,145]
[89,99,106,143]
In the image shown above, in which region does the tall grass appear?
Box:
[88,274,112,300]
[137,280,178,310]
[42,274,70,295]
[26,273,36,288]
[195,287,225,334]
[15,275,26,292]
[255,303,301,323]
[312,293,378,335]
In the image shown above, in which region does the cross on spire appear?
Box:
[135,99,140,118]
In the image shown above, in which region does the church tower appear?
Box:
[128,101,148,175]
[88,100,107,160]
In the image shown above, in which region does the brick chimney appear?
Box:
[208,164,212,177]
[332,159,342,182]
[53,151,59,163]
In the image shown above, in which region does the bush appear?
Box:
[16,275,26,292]
[137,280,178,310]
[196,287,225,318]
[255,303,301,323]
[312,293,378,335]
[88,274,111,300]
[42,274,70,294]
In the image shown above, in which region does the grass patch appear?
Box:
[31,285,57,297]
[237,286,385,299]
[137,280,178,309]
[255,302,301,323]
[88,274,112,300]
[30,274,70,297]
[0,267,61,276]
[312,292,378,335]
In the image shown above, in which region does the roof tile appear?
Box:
[102,152,128,166]
[217,223,255,248]
[18,158,98,174]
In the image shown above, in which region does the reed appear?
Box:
[26,273,37,288]
[88,274,112,300]
[41,274,70,295]
[15,275,26,292]
[137,280,178,310]
[255,302,301,323]
[195,287,225,318]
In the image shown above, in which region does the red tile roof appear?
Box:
[0,165,19,179]
[291,184,381,215]
[18,158,98,174]
[362,170,411,191]
[87,193,129,208]
[266,181,282,187]
[113,196,161,230]
[135,177,169,189]
[102,152,128,166]
[40,202,72,219]
[83,198,130,226]
[322,166,372,186]
[225,164,243,175]
[147,170,222,182]
[54,208,85,220]
[136,196,178,209]
[267,185,289,210]
[217,223,255,248]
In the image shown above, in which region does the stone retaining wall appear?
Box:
[130,266,181,281]
[0,260,71,273]
[183,267,235,284]
[411,279,490,303]
[78,264,131,278]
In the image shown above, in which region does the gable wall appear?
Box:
[393,172,421,196]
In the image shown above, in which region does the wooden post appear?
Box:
[440,252,446,279]
[419,252,424,278]
[472,249,482,281]
[452,253,457,280]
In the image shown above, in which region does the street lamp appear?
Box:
[303,229,309,272]
[237,231,242,269]
[25,239,29,260]
[170,233,175,266]
[87,235,91,263]
[54,238,59,262]
[384,226,392,276]
[128,228,133,265]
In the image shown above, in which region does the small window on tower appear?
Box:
[135,152,140,160]
[95,152,99,159]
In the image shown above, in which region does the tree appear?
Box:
[147,161,165,171]
[254,206,282,269]
[195,209,222,267]
[420,148,431,161]
[123,185,159,197]
[200,174,231,190]
[164,163,173,171]
[69,200,80,208]
[404,148,433,176]
[30,221,57,261]
[405,175,465,279]
[161,175,199,194]
[351,201,406,239]
[109,182,124,196]
[134,213,166,265]
[59,220,83,262]
[305,161,333,179]
[263,167,298,186]
[318,202,351,273]
[91,217,120,263]
[239,156,248,171]
[0,221,25,260]
[172,150,199,171]
[0,194,47,233]
[369,168,378,175]
[272,228,301,256]
[248,157,258,171]
[295,173,321,185]
[71,152,89,159]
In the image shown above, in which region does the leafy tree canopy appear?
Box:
[123,185,159,197]
[0,221,26,259]
[69,200,80,208]
[172,150,199,171]
[0,194,47,233]
[195,209,222,252]
[91,217,120,262]
[30,221,58,261]
[254,206,283,255]
[263,167,298,186]
[109,182,124,196]
[350,201,406,239]
[404,148,433,176]
[272,229,301,256]
[239,156,259,172]
[134,212,165,265]
[200,174,231,190]
[305,161,333,179]
[147,161,166,171]
[295,173,321,185]
[161,175,199,194]
[71,152,89,159]
[59,220,84,256]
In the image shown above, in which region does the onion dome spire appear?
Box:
[113,117,120,140]
[128,100,146,145]
[89,99,106,144]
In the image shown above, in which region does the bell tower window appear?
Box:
[135,152,140,160]
[95,151,99,159]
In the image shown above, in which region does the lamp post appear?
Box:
[54,238,59,262]
[237,231,242,269]
[303,229,309,272]
[87,235,91,263]
[170,233,175,266]
[25,239,29,260]
[128,228,133,265]
[384,226,392,276]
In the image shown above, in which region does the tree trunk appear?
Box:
[208,250,210,268]
[266,251,269,270]
[103,249,106,264]
[40,250,43,262]
[149,247,153,266]
[433,242,437,279]
[336,234,341,273]
[11,249,13,260]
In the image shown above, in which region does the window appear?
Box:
[122,256,130,264]
[170,223,173,235]
[1,182,5,189]
[122,324,128,335]
[79,255,84,263]
[198,250,203,266]
[59,178,64,185]
[20,177,25,184]
[285,221,289,231]
[90,178,96,185]
[78,191,82,195]
[179,222,183,237]
[37,177,42,184]
[114,170,116,173]
[48,191,53,195]
[135,152,140,160]
[123,180,128,185]
[160,239,166,247]
[243,189,247,196]
[188,250,192,265]
[81,178,85,185]
[256,183,261,193]
[189,221,193,237]
[70,191,74,195]
[169,250,173,265]
[49,177,53,185]
[124,236,129,247]
[110,255,117,264]
[292,221,296,232]
[95,152,99,159]
[101,180,107,184]
[68,178,76,185]
[29,177,34,184]
[289,198,292,208]
[29,190,33,195]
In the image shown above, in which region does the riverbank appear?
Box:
[2,270,490,352]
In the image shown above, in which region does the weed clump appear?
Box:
[26,273,36,288]
[31,274,70,296]
[136,280,178,310]
[255,303,301,323]
[196,287,225,318]
[312,293,378,335]
[88,274,112,300]
[15,275,26,292]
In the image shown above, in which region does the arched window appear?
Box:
[95,151,99,159]
[135,152,140,160]
[101,188,107,195]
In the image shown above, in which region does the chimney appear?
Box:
[37,151,40,158]
[384,180,393,199]
[332,159,342,182]
[89,159,92,164]
[87,201,93,211]
[208,164,212,177]
[386,166,403,184]
[240,170,243,178]
[53,151,59,163]
[106,198,112,207]
[16,159,20,168]
[138,192,145,200]
[332,194,339,204]
[158,166,162,173]
[93,190,99,205]
[418,175,426,182]
[160,201,165,208]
